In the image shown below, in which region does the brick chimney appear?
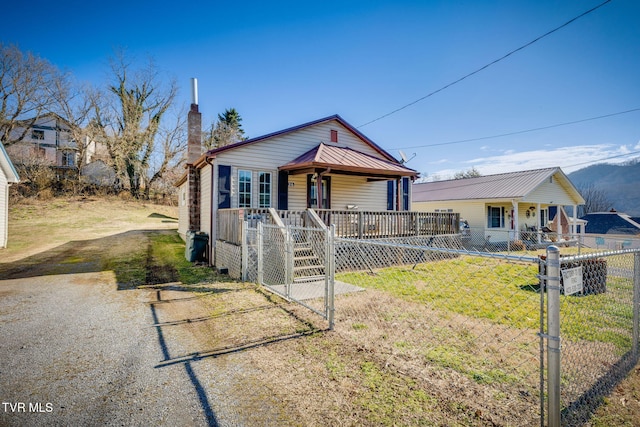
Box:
[187,78,202,231]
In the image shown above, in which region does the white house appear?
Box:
[175,106,460,273]
[0,142,20,248]
[412,167,586,246]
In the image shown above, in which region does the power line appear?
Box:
[415,150,640,191]
[397,107,640,150]
[358,0,613,128]
[564,149,640,170]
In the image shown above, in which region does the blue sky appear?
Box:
[2,0,639,179]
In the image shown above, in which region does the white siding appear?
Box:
[216,119,396,211]
[1,174,8,248]
[200,164,212,236]
[331,175,387,210]
[525,178,576,205]
[217,120,383,175]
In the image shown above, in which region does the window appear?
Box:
[540,208,548,228]
[487,206,505,228]
[238,170,252,207]
[32,130,45,140]
[330,129,338,143]
[259,172,271,208]
[62,152,75,167]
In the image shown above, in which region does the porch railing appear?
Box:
[217,208,459,245]
[315,210,459,239]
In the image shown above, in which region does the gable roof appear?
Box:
[203,114,399,163]
[0,143,20,183]
[580,211,640,235]
[279,143,417,178]
[412,167,584,204]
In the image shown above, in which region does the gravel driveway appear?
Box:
[0,235,285,426]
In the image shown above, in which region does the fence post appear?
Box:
[633,252,640,359]
[257,222,264,285]
[546,245,561,427]
[327,224,336,330]
[241,221,248,282]
[285,225,293,298]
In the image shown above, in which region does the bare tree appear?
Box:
[454,167,482,179]
[0,43,69,146]
[144,110,186,199]
[89,51,179,198]
[578,183,611,216]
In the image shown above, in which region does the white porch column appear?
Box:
[537,203,542,243]
[511,200,519,240]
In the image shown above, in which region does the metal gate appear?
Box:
[244,222,335,328]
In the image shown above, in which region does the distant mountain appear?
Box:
[567,159,640,216]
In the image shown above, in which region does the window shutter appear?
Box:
[387,181,395,210]
[278,171,289,210]
[218,165,231,209]
[402,177,410,211]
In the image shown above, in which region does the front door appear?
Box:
[307,175,331,209]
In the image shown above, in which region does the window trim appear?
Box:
[238,169,252,208]
[258,171,272,208]
[487,205,505,228]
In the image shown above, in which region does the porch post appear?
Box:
[316,173,322,210]
[537,203,542,244]
[512,200,519,241]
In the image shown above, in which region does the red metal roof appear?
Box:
[279,143,418,178]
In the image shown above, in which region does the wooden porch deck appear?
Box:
[217,208,459,245]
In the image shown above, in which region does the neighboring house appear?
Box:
[412,167,586,245]
[580,210,640,236]
[177,108,459,273]
[1,142,20,248]
[5,113,80,171]
[4,113,109,182]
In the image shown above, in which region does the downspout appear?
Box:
[206,156,215,266]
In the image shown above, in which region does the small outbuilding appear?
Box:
[0,143,20,248]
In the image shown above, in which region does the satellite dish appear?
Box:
[399,150,408,163]
[399,150,416,164]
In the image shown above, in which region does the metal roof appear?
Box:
[581,212,640,235]
[279,143,418,178]
[412,167,583,204]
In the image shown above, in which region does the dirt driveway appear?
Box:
[0,229,292,426]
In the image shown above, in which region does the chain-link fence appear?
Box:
[548,249,640,426]
[333,235,544,425]
[240,222,640,425]
[244,223,335,325]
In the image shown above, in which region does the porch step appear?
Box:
[294,275,325,284]
[293,241,325,281]
[293,264,324,272]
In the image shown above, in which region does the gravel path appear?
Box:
[0,264,280,426]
